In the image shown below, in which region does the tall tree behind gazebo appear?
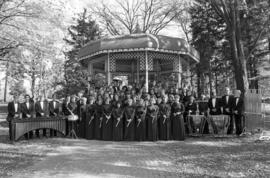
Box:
[64,9,101,95]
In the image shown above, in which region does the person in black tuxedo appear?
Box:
[35,95,49,137]
[221,87,234,134]
[206,91,221,134]
[184,96,197,133]
[232,90,244,135]
[49,94,60,137]
[21,94,35,139]
[7,95,21,140]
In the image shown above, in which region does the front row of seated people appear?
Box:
[7,87,244,141]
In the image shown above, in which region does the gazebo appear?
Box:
[78,33,199,91]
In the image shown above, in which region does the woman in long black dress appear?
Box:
[78,97,87,138]
[158,96,171,140]
[123,99,136,141]
[94,99,103,140]
[171,95,185,140]
[112,101,124,141]
[146,98,159,141]
[102,98,113,141]
[135,99,147,141]
[85,97,95,140]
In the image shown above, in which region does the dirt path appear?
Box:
[0,117,269,178]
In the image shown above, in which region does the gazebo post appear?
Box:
[177,55,182,89]
[136,58,139,87]
[145,51,149,92]
[105,53,111,85]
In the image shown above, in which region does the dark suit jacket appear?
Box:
[35,101,49,117]
[185,102,197,115]
[49,100,60,116]
[21,102,35,118]
[7,101,21,121]
[221,95,234,115]
[208,97,222,115]
[232,97,244,115]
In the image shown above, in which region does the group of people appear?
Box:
[7,81,244,141]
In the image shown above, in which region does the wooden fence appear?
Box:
[244,89,270,132]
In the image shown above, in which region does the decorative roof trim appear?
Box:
[78,48,199,63]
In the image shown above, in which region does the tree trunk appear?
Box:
[229,0,249,93]
[3,60,9,102]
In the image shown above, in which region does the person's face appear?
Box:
[150,98,155,105]
[71,97,76,102]
[66,96,70,102]
[175,96,180,102]
[139,99,144,106]
[98,100,103,105]
[78,92,83,98]
[162,97,166,103]
[117,103,121,108]
[83,99,87,105]
[25,96,30,102]
[14,96,19,102]
[126,94,131,99]
[225,88,230,95]
[128,99,133,106]
[212,91,217,98]
[114,95,119,101]
[190,97,195,103]
[105,99,110,104]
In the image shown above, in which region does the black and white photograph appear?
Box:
[0,0,269,177]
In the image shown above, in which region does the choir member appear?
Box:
[112,101,124,141]
[67,95,78,138]
[158,96,171,140]
[78,97,88,138]
[7,95,21,140]
[221,87,234,134]
[49,94,60,137]
[207,91,221,134]
[232,90,244,136]
[123,99,136,141]
[102,98,113,141]
[184,96,197,134]
[85,97,96,140]
[171,95,185,140]
[135,99,147,141]
[35,95,49,137]
[146,98,159,141]
[94,99,103,140]
[21,94,35,139]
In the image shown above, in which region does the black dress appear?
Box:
[158,103,171,140]
[123,106,135,141]
[94,104,103,140]
[171,102,185,140]
[102,104,113,141]
[78,104,87,138]
[85,104,96,140]
[112,107,124,141]
[146,105,159,141]
[135,106,146,141]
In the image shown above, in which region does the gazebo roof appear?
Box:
[78,33,199,63]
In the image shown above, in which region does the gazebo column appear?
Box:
[88,62,94,78]
[145,51,149,92]
[177,55,183,89]
[105,53,111,85]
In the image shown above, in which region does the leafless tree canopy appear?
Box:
[92,0,187,35]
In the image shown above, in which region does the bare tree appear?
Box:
[92,0,185,35]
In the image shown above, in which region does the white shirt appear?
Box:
[236,98,239,106]
[212,98,216,108]
[226,96,229,104]
[40,102,44,110]
[26,102,29,109]
[14,103,18,113]
[53,101,56,108]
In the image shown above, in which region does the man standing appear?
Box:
[232,90,244,136]
[21,94,35,139]
[221,87,234,134]
[7,95,21,140]
[35,95,49,137]
[49,94,60,137]
[207,91,221,134]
